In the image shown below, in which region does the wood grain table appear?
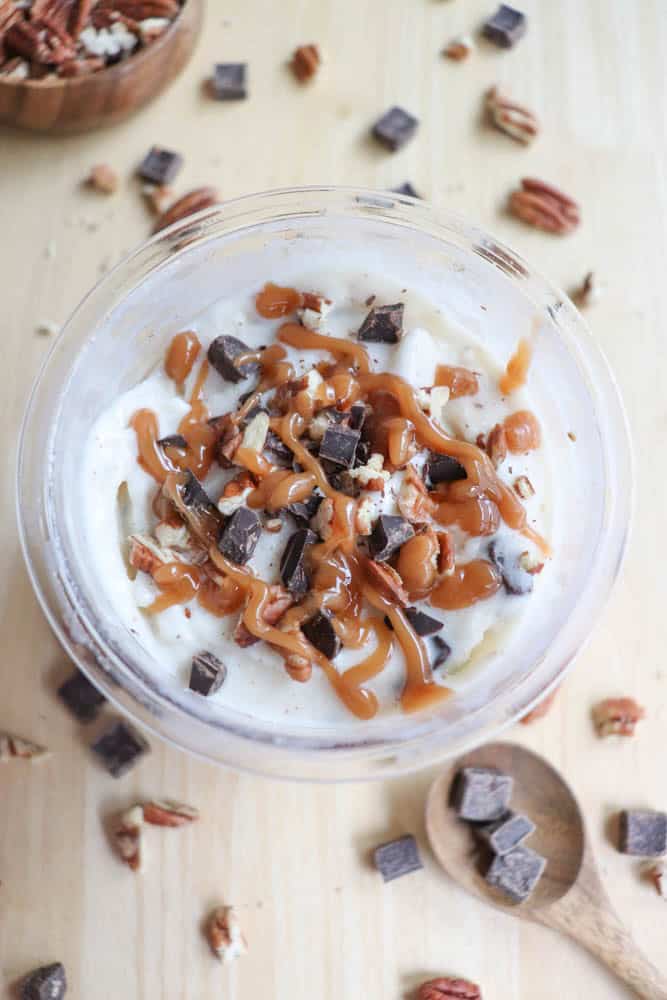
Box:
[1,1,666,997]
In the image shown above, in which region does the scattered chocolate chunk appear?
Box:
[157,433,188,451]
[189,651,226,696]
[21,962,67,1000]
[368,514,414,561]
[137,146,183,186]
[210,62,247,100]
[208,335,260,384]
[372,106,419,152]
[302,608,341,659]
[485,844,546,903]
[347,402,369,432]
[392,181,421,199]
[164,470,224,546]
[357,302,404,344]
[264,429,294,467]
[479,811,536,855]
[618,810,667,857]
[384,607,443,636]
[425,452,467,485]
[431,635,452,670]
[482,4,527,49]
[318,424,361,469]
[218,507,262,565]
[92,721,150,778]
[57,669,106,723]
[352,439,370,468]
[453,766,513,822]
[286,492,323,526]
[373,834,423,882]
[488,541,533,595]
[280,528,317,598]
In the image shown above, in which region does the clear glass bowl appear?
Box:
[16,187,632,781]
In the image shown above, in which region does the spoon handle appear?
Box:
[548,894,667,999]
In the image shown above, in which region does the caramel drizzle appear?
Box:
[145,562,200,614]
[499,337,532,396]
[165,330,200,386]
[430,560,502,611]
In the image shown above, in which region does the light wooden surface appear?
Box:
[1,1,666,997]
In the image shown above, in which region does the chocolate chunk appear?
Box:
[302,608,341,660]
[479,811,536,855]
[137,146,183,185]
[189,651,226,696]
[91,720,150,778]
[208,335,259,384]
[165,470,224,546]
[431,635,452,670]
[368,514,414,561]
[348,402,369,431]
[384,607,443,636]
[21,962,67,1000]
[485,845,546,903]
[488,540,533,595]
[425,452,467,485]
[318,424,361,469]
[482,5,527,48]
[392,181,421,199]
[218,506,262,565]
[618,810,667,856]
[211,62,247,100]
[286,492,323,526]
[352,440,370,469]
[357,302,404,344]
[280,528,317,598]
[264,429,294,467]
[57,670,106,723]
[157,433,188,451]
[453,766,513,822]
[372,106,419,152]
[373,834,423,882]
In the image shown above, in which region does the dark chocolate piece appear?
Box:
[164,470,223,546]
[352,440,370,469]
[373,834,423,882]
[189,651,226,696]
[286,492,323,526]
[479,811,536,855]
[392,181,421,199]
[211,62,247,100]
[91,720,150,778]
[485,845,546,903]
[207,335,260,384]
[348,402,368,431]
[280,528,317,598]
[488,540,533,595]
[357,302,404,344]
[218,506,262,565]
[318,424,361,469]
[137,146,183,185]
[264,429,294,467]
[431,635,452,670]
[425,452,467,485]
[453,766,513,822]
[372,106,419,152]
[482,4,527,49]
[368,514,414,561]
[57,670,106,724]
[21,962,67,1000]
[302,608,341,660]
[157,433,188,451]
[618,810,667,857]
[385,607,443,637]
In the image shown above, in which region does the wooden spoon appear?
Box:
[425,741,667,1000]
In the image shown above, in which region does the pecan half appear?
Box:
[143,799,199,826]
[113,805,144,871]
[418,977,482,1000]
[364,559,410,608]
[206,906,247,963]
[154,187,220,233]
[32,0,93,38]
[0,732,49,762]
[509,177,581,235]
[592,697,645,738]
[6,17,76,65]
[96,0,179,17]
[486,423,508,468]
[520,685,560,724]
[486,85,538,144]
[291,43,320,82]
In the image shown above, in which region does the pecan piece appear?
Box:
[486,423,508,468]
[513,474,535,499]
[443,35,474,61]
[0,732,49,762]
[113,804,144,871]
[486,85,539,144]
[6,17,76,65]
[291,43,320,82]
[206,905,247,963]
[364,559,410,608]
[233,584,294,647]
[154,186,220,233]
[128,534,171,576]
[86,164,119,194]
[96,0,179,17]
[283,652,312,683]
[32,0,93,38]
[436,530,455,576]
[592,697,645,738]
[397,464,436,523]
[58,56,105,76]
[645,861,666,898]
[509,177,581,235]
[143,799,199,826]
[572,270,602,308]
[418,977,482,1000]
[520,685,560,724]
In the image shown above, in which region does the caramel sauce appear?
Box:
[386,416,415,469]
[434,495,500,537]
[197,574,245,617]
[145,562,200,614]
[130,409,171,484]
[435,364,479,398]
[430,559,502,611]
[396,530,439,598]
[363,390,401,458]
[248,470,317,512]
[165,331,200,386]
[234,446,274,480]
[175,360,216,480]
[504,409,541,453]
[278,322,371,374]
[499,337,532,395]
[255,282,303,319]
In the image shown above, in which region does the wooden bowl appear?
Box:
[0,0,203,134]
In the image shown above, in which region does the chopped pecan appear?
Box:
[154,519,191,550]
[233,585,293,647]
[518,550,544,575]
[397,464,436,523]
[86,164,119,194]
[264,517,283,533]
[210,414,242,468]
[284,652,312,683]
[645,861,666,898]
[592,697,645,738]
[509,177,581,235]
[6,17,76,65]
[143,799,199,826]
[154,187,220,233]
[364,559,410,608]
[418,977,482,1000]
[113,805,144,871]
[486,423,508,468]
[218,470,255,516]
[206,905,247,963]
[520,685,560,724]
[58,56,105,75]
[32,0,93,38]
[96,0,179,17]
[513,474,535,499]
[443,35,474,61]
[347,452,390,492]
[291,43,320,82]
[486,85,539,144]
[355,495,379,535]
[572,271,601,308]
[311,496,334,540]
[436,530,455,576]
[0,732,49,762]
[142,183,173,216]
[128,534,171,576]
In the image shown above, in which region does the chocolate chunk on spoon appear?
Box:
[479,811,536,855]
[453,766,513,822]
[208,335,260,383]
[485,844,546,903]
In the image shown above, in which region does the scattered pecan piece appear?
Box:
[592,697,645,738]
[509,177,581,235]
[233,585,294,647]
[264,517,283,533]
[443,35,474,61]
[128,534,171,576]
[291,43,320,82]
[32,0,92,38]
[284,652,313,683]
[218,469,255,516]
[86,164,119,194]
[518,550,544,575]
[486,423,508,468]
[0,732,49,762]
[142,183,173,215]
[206,905,247,963]
[397,464,436,523]
[113,804,144,871]
[572,271,602,308]
[364,559,410,608]
[96,0,179,17]
[143,799,199,826]
[513,474,535,499]
[211,414,243,468]
[645,861,666,898]
[6,17,76,65]
[520,685,560,724]
[418,977,482,1000]
[486,85,539,144]
[57,55,105,75]
[154,186,220,233]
